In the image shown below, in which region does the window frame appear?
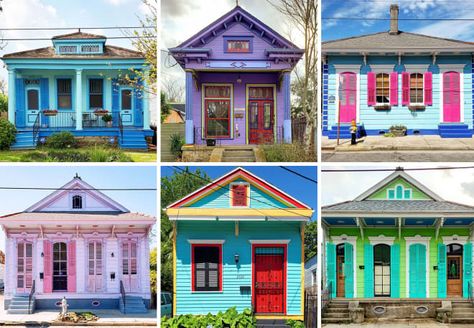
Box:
[386,184,412,200]
[57,78,73,110]
[120,87,134,111]
[375,73,390,105]
[409,72,424,105]
[229,182,250,208]
[202,84,233,139]
[191,244,223,292]
[26,86,40,111]
[223,36,253,54]
[88,78,104,110]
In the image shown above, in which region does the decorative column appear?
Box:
[36,238,44,294]
[75,69,83,130]
[283,71,292,143]
[143,69,150,129]
[7,68,16,124]
[185,71,194,144]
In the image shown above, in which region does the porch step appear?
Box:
[256,319,290,328]
[119,130,148,150]
[438,124,472,138]
[451,302,474,324]
[8,295,35,314]
[222,148,255,162]
[161,123,185,162]
[11,131,36,150]
[119,295,147,314]
[328,124,359,139]
[322,301,350,324]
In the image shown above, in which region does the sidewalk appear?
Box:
[323,319,473,327]
[322,135,474,152]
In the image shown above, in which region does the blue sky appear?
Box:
[0,166,157,251]
[161,166,317,221]
[323,0,474,42]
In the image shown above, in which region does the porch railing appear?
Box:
[32,114,41,146]
[28,280,36,314]
[192,126,284,145]
[120,280,126,314]
[321,281,332,311]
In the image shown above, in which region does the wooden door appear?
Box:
[88,241,103,292]
[447,255,463,297]
[248,87,274,144]
[443,71,461,122]
[254,248,284,314]
[122,241,138,292]
[336,255,345,297]
[339,72,357,123]
[17,242,33,294]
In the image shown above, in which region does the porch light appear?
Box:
[236,74,242,84]
[234,253,240,264]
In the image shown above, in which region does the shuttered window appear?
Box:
[376,73,390,104]
[193,245,221,291]
[410,73,424,104]
[231,184,248,207]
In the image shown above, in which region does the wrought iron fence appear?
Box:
[292,116,315,145]
[305,286,318,328]
[192,126,284,145]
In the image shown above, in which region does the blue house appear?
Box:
[165,167,313,321]
[2,31,152,149]
[322,4,474,139]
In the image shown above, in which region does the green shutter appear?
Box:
[345,243,354,298]
[464,242,472,298]
[390,243,400,298]
[438,244,447,298]
[409,244,427,298]
[364,244,374,297]
[326,243,336,298]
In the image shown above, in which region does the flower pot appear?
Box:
[390,129,407,137]
[43,111,58,116]
[106,121,113,128]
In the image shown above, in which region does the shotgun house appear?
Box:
[165,167,313,321]
[169,5,303,146]
[322,4,474,139]
[2,31,152,149]
[0,175,155,314]
[322,169,474,323]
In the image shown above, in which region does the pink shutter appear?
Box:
[424,72,433,106]
[402,72,410,105]
[390,72,398,105]
[43,240,52,293]
[67,240,76,292]
[367,72,376,105]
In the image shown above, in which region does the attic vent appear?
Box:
[59,45,77,53]
[81,44,100,53]
[72,195,83,209]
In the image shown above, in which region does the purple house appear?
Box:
[170,5,303,146]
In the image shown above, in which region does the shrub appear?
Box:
[169,133,185,158]
[20,151,51,162]
[47,150,90,162]
[20,148,132,162]
[287,319,305,328]
[88,147,132,162]
[0,118,16,150]
[262,143,316,162]
[45,131,77,149]
[161,307,255,328]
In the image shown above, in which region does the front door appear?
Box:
[447,254,463,297]
[53,242,68,291]
[17,242,33,294]
[374,244,391,297]
[26,88,40,127]
[336,255,345,297]
[248,87,274,144]
[88,241,103,292]
[122,241,138,292]
[443,71,461,122]
[254,247,285,314]
[339,72,357,123]
[120,89,134,126]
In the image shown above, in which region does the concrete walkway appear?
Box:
[323,319,474,327]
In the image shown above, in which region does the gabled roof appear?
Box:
[323,200,474,213]
[52,31,106,40]
[2,45,144,59]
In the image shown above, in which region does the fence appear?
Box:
[292,116,315,145]
[304,286,318,328]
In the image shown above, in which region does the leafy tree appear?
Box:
[161,168,210,293]
[0,93,8,113]
[149,247,157,308]
[161,92,172,123]
[304,220,317,260]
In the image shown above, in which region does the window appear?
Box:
[57,79,72,109]
[410,73,424,104]
[121,89,132,110]
[387,185,412,200]
[204,85,231,138]
[27,89,39,110]
[81,44,100,53]
[89,79,103,109]
[72,195,83,209]
[53,242,68,291]
[374,244,391,297]
[192,245,221,291]
[231,184,248,207]
[59,45,77,53]
[376,73,390,104]
[227,40,250,53]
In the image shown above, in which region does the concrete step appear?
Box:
[327,303,349,308]
[325,307,349,313]
[222,157,256,162]
[452,312,474,318]
[256,319,290,328]
[453,303,474,308]
[323,312,350,318]
[451,318,474,324]
[322,317,351,324]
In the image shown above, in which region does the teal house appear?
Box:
[165,168,313,322]
[2,31,152,149]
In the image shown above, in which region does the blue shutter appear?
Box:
[40,78,50,126]
[134,79,144,127]
[464,242,472,298]
[409,244,417,298]
[418,244,427,298]
[438,244,447,298]
[409,244,426,298]
[111,78,119,125]
[326,243,336,298]
[15,79,25,128]
[390,243,400,298]
[344,243,354,298]
[364,244,374,297]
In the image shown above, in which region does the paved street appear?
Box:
[322,150,474,162]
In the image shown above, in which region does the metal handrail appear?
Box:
[469,281,473,305]
[32,114,41,145]
[28,280,36,314]
[118,113,124,141]
[120,280,126,314]
[322,281,332,311]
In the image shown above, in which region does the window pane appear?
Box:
[205,86,230,98]
[27,90,39,110]
[206,119,229,137]
[376,73,389,104]
[264,103,271,129]
[250,103,258,129]
[121,90,132,110]
[194,246,220,291]
[227,40,250,52]
[89,79,103,108]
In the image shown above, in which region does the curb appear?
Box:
[0,321,157,326]
[328,147,474,152]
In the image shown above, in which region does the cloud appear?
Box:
[104,0,129,5]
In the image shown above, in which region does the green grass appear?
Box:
[125,151,156,162]
[0,149,156,162]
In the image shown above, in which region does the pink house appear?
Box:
[1,175,155,314]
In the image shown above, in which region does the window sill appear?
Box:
[191,291,224,294]
[408,105,426,111]
[374,104,391,110]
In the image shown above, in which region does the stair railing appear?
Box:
[120,280,126,314]
[322,281,332,311]
[469,281,473,305]
[118,113,124,141]
[28,280,36,314]
[32,113,41,146]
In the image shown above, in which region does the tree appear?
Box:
[149,247,157,308]
[162,76,185,103]
[267,0,317,151]
[161,168,211,293]
[304,220,317,260]
[161,92,173,123]
[0,94,8,113]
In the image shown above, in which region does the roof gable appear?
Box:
[52,31,106,40]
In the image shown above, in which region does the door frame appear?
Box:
[405,236,431,298]
[373,243,391,297]
[120,238,140,292]
[25,85,41,127]
[119,86,135,126]
[16,240,34,294]
[246,84,276,145]
[251,243,287,315]
[442,235,470,298]
[447,253,463,297]
[334,65,361,124]
[331,235,357,298]
[439,65,465,123]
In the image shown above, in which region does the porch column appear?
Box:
[143,69,150,129]
[4,238,14,296]
[185,70,194,144]
[7,68,15,124]
[283,71,292,143]
[36,239,44,294]
[75,69,83,130]
[140,237,150,294]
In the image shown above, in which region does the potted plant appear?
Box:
[389,124,407,137]
[102,114,113,128]
[93,108,109,116]
[43,109,58,116]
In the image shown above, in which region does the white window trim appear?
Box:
[368,235,395,246]
[442,235,469,245]
[439,68,464,123]
[408,72,425,106]
[229,182,250,208]
[331,234,357,298]
[334,66,360,124]
[405,235,431,298]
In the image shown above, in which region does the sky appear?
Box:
[323,0,474,42]
[322,165,474,206]
[0,165,157,251]
[161,0,306,101]
[161,165,317,221]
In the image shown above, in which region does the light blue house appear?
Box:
[165,167,313,322]
[2,31,152,149]
[322,4,474,139]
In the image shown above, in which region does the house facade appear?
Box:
[1,175,155,314]
[166,168,313,320]
[322,5,474,139]
[2,32,152,149]
[170,6,303,146]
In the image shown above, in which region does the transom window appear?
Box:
[410,73,424,104]
[227,40,250,53]
[27,89,39,110]
[192,245,221,292]
[121,89,132,110]
[72,195,83,209]
[387,184,412,200]
[231,184,248,207]
[204,85,231,138]
[57,79,72,109]
[59,45,77,53]
[376,73,390,104]
[81,44,100,53]
[89,79,104,109]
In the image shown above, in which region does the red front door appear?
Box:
[339,72,357,123]
[443,71,461,122]
[254,247,285,314]
[248,87,274,144]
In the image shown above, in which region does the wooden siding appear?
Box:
[366,177,432,200]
